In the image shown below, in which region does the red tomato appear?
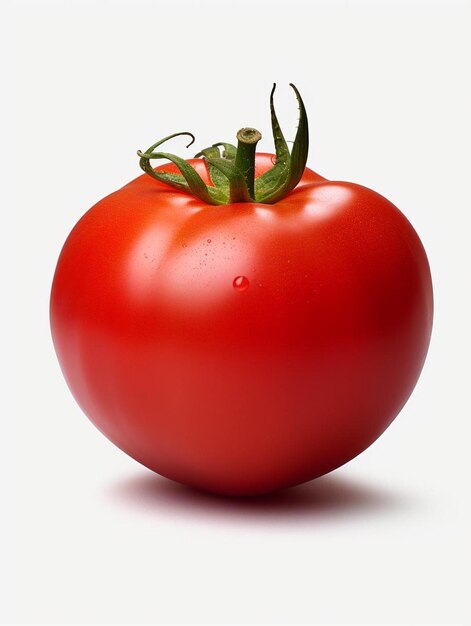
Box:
[50,153,432,496]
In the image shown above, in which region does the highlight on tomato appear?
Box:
[50,84,433,496]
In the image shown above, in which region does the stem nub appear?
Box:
[236,128,262,144]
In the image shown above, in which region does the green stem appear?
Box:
[232,127,261,201]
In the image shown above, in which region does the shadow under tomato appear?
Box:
[106,468,416,525]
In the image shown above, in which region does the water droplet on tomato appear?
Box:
[233,276,249,291]
[207,238,212,243]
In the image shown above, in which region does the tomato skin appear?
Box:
[50,154,433,496]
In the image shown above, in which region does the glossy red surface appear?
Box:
[50,154,433,496]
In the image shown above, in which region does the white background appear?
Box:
[4,0,471,624]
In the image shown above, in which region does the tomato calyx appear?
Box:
[137,83,309,206]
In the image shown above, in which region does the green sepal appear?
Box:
[194,145,230,194]
[255,83,309,204]
[253,84,290,198]
[212,143,237,160]
[138,132,225,205]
